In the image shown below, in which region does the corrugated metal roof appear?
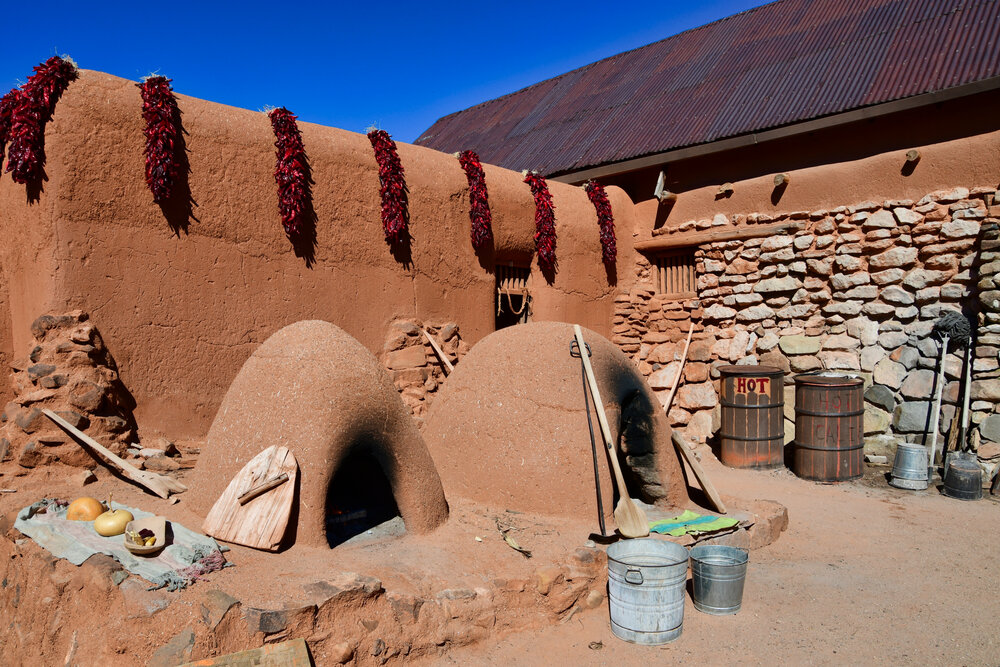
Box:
[415,0,1000,176]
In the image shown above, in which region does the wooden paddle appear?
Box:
[203,445,298,551]
[672,430,727,514]
[573,325,649,538]
[43,409,187,499]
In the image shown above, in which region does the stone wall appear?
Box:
[382,319,469,426]
[615,185,1000,470]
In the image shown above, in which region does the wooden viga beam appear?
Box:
[635,220,806,253]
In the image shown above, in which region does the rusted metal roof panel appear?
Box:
[415,0,1000,176]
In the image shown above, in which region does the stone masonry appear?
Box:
[615,185,1000,480]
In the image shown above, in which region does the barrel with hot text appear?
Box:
[719,365,785,469]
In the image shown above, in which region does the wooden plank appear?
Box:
[180,638,311,666]
[203,445,298,551]
[672,431,727,514]
[43,409,187,499]
[422,329,454,373]
[634,220,806,253]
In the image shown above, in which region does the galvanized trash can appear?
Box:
[689,545,749,615]
[607,538,689,644]
[889,443,929,490]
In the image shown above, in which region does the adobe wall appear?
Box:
[0,70,638,439]
[618,128,1000,474]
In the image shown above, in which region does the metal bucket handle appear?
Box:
[624,568,644,585]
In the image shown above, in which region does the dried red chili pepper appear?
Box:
[367,129,409,244]
[5,56,78,184]
[458,150,493,249]
[0,89,19,173]
[584,180,617,264]
[524,170,557,271]
[136,76,181,203]
[268,107,309,236]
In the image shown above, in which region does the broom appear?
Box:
[927,311,971,473]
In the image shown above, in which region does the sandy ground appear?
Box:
[429,459,1000,666]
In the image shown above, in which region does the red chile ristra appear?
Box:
[458,150,493,249]
[4,56,78,184]
[137,76,181,203]
[268,107,309,236]
[367,129,409,244]
[584,180,617,264]
[523,170,557,271]
[0,89,19,170]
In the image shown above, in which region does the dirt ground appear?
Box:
[429,457,1000,666]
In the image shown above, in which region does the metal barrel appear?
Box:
[607,538,689,645]
[791,374,864,482]
[889,443,929,490]
[689,545,749,615]
[719,365,785,469]
[942,457,983,501]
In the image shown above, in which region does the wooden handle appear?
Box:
[573,326,631,498]
[238,473,289,505]
[422,329,454,373]
[663,322,694,414]
[672,431,727,514]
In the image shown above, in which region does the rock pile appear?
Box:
[382,319,469,423]
[616,185,1000,459]
[0,312,136,468]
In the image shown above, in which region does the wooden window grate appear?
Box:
[654,251,696,298]
[496,264,530,329]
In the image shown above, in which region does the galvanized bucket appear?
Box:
[689,545,749,615]
[890,443,929,490]
[606,538,689,644]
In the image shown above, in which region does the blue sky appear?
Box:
[1,1,771,144]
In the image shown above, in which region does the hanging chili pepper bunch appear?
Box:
[268,107,309,236]
[136,76,182,203]
[367,128,409,244]
[458,149,493,249]
[5,56,78,184]
[524,170,557,271]
[0,89,19,171]
[584,180,617,264]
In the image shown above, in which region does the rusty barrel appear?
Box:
[791,375,864,481]
[719,365,785,468]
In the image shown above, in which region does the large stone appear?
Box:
[846,318,879,346]
[789,355,823,372]
[871,269,906,285]
[890,345,921,369]
[899,369,936,399]
[818,350,859,370]
[868,247,918,270]
[648,362,680,390]
[757,332,780,352]
[881,286,914,305]
[148,630,195,667]
[385,346,427,370]
[971,379,1000,401]
[822,301,863,316]
[822,334,860,351]
[676,382,718,410]
[776,304,813,319]
[759,350,790,374]
[779,335,822,355]
[754,276,800,293]
[831,273,871,290]
[704,304,737,320]
[893,401,932,433]
[893,207,922,224]
[860,345,884,371]
[735,305,776,323]
[863,210,896,229]
[862,302,896,317]
[834,255,863,272]
[806,258,833,276]
[940,219,981,238]
[902,269,949,290]
[729,331,752,362]
[760,235,794,252]
[864,384,896,413]
[878,331,909,349]
[873,358,906,389]
[864,405,892,435]
[977,414,1000,443]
